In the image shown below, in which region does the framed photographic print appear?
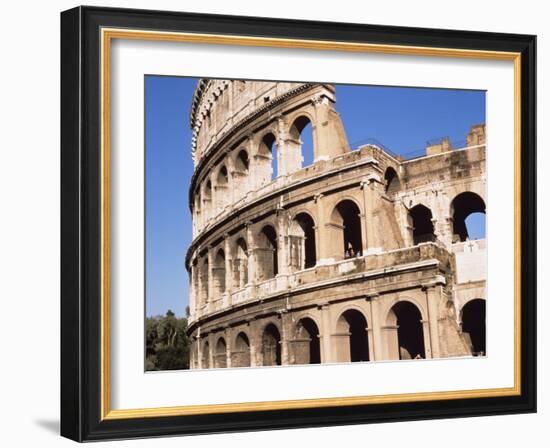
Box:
[60,6,537,442]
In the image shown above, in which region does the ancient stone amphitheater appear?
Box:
[185,79,487,369]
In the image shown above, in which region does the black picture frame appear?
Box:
[61,5,536,442]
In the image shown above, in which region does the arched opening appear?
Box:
[203,180,213,220]
[451,192,486,242]
[233,149,250,200]
[387,301,426,360]
[289,212,316,270]
[289,115,314,169]
[232,332,251,367]
[409,204,436,244]
[330,200,363,259]
[258,132,278,181]
[257,225,278,280]
[235,149,249,172]
[262,324,282,366]
[214,338,227,368]
[384,167,401,194]
[201,341,210,369]
[234,237,248,288]
[199,257,209,307]
[294,318,321,364]
[213,249,226,298]
[461,299,486,356]
[216,165,229,211]
[335,309,370,363]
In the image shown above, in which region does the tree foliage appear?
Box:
[145,310,190,371]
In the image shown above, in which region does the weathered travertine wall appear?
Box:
[186,79,487,368]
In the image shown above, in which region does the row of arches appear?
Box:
[193,115,314,233]
[407,190,486,244]
[192,190,486,310]
[196,298,486,368]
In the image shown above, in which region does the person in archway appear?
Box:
[345,242,355,259]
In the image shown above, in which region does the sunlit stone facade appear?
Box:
[185,79,487,369]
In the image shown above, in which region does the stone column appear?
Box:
[245,222,256,285]
[360,174,382,254]
[207,247,214,311]
[224,235,233,294]
[189,261,196,315]
[280,312,290,366]
[319,304,332,363]
[314,193,332,265]
[423,283,443,359]
[368,294,384,361]
[276,208,290,276]
[225,328,232,369]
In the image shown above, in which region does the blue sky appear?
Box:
[145,77,486,317]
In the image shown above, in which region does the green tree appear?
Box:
[145,311,190,371]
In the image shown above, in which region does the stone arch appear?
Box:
[335,308,370,363]
[386,300,426,360]
[329,199,363,259]
[201,340,210,369]
[256,225,278,281]
[232,331,251,367]
[288,114,315,169]
[409,204,435,244]
[214,337,227,368]
[203,179,213,221]
[233,237,249,288]
[232,149,250,200]
[215,164,230,211]
[384,166,401,194]
[262,323,282,366]
[257,131,278,183]
[451,192,486,242]
[293,317,321,365]
[212,249,226,298]
[461,298,486,356]
[199,256,209,307]
[289,212,316,270]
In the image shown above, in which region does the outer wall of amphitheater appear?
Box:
[185,79,487,369]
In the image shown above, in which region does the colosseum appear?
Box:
[185,79,487,369]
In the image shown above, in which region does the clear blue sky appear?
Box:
[145,76,486,317]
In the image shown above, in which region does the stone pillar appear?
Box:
[224,235,233,294]
[280,312,290,366]
[245,222,256,284]
[319,304,332,363]
[424,283,443,359]
[368,294,384,361]
[207,247,214,310]
[314,194,331,264]
[312,95,349,160]
[225,328,232,369]
[276,208,290,276]
[361,175,383,254]
[276,115,302,176]
[189,261,196,315]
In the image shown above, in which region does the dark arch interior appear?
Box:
[236,149,249,172]
[452,192,486,242]
[410,204,435,244]
[462,299,486,356]
[202,342,210,368]
[218,165,228,184]
[215,338,227,368]
[296,318,321,364]
[262,324,282,366]
[295,213,316,268]
[342,310,370,362]
[392,301,425,359]
[261,225,278,277]
[335,200,363,258]
[384,167,401,194]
